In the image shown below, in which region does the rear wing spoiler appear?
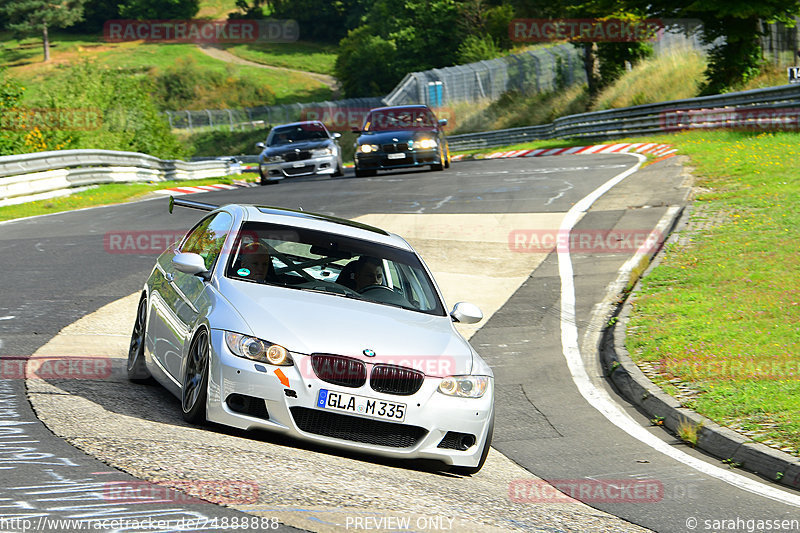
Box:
[169,196,219,214]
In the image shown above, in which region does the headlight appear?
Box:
[267,155,284,163]
[312,147,333,157]
[358,144,379,153]
[224,331,293,366]
[438,375,489,398]
[417,138,437,149]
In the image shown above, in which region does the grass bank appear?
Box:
[623,130,800,455]
[0,176,253,222]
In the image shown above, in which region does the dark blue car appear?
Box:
[353,105,450,177]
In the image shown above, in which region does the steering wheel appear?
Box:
[358,284,394,294]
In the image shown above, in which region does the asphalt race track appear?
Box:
[2,155,799,532]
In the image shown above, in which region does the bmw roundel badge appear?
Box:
[363,349,376,357]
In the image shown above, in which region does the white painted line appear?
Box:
[561,146,586,155]
[524,149,548,157]
[557,154,800,507]
[598,143,630,153]
[577,144,609,154]
[636,143,657,153]
[0,316,15,321]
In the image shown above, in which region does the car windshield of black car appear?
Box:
[365,109,436,131]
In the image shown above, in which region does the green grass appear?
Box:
[0,176,253,222]
[221,41,338,75]
[1,33,333,107]
[623,130,800,453]
[591,48,707,111]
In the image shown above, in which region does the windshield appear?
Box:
[268,123,329,146]
[225,222,445,316]
[364,108,437,132]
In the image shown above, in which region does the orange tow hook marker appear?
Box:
[274,368,290,388]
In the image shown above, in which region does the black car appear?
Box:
[256,121,343,184]
[353,105,450,177]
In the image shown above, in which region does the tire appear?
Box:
[333,157,344,177]
[449,413,494,476]
[431,149,445,171]
[127,295,152,383]
[181,329,210,424]
[444,147,451,169]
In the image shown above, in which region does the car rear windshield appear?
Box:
[225,222,446,316]
[364,108,436,131]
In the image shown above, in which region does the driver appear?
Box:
[339,256,384,291]
[239,242,273,282]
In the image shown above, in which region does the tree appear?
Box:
[0,0,86,62]
[266,0,374,43]
[594,0,800,93]
[118,0,199,20]
[335,26,400,97]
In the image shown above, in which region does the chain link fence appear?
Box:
[762,17,800,67]
[384,44,586,107]
[165,97,385,132]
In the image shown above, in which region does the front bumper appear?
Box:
[260,155,337,181]
[205,330,493,468]
[355,149,439,171]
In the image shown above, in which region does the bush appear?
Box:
[151,56,276,110]
[24,61,187,158]
[457,35,500,64]
[335,26,400,98]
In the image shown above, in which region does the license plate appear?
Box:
[317,389,406,422]
[387,153,405,160]
[292,162,306,168]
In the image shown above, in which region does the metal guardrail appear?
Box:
[0,149,240,202]
[447,84,800,150]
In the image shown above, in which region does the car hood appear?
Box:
[263,139,332,155]
[218,279,473,376]
[356,130,439,145]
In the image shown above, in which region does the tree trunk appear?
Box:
[43,22,50,62]
[582,43,599,95]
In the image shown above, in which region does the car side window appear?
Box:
[181,212,233,271]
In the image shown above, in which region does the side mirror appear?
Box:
[332,132,342,139]
[450,302,482,324]
[173,253,209,278]
[438,118,448,127]
[255,142,266,150]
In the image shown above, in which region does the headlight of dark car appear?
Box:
[265,154,284,163]
[438,375,489,398]
[358,144,380,153]
[415,138,438,150]
[225,331,293,366]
